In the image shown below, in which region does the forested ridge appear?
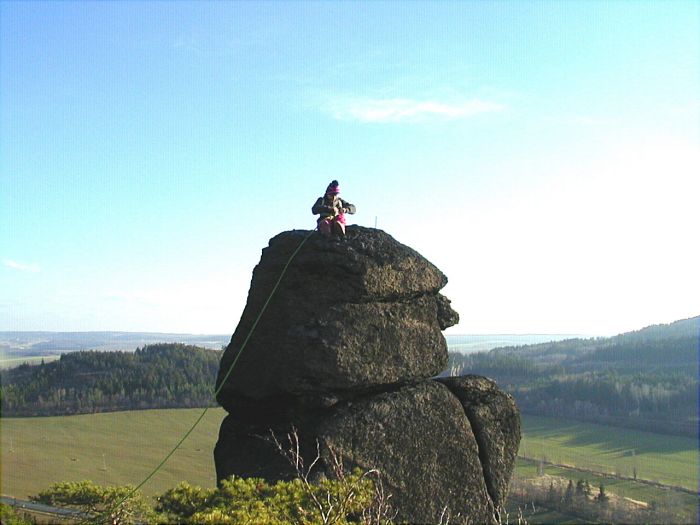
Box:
[2,317,697,432]
[0,344,221,416]
[447,316,699,437]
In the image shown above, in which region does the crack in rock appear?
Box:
[436,375,521,519]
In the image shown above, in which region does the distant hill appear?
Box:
[488,316,699,372]
[0,331,230,362]
[448,316,699,437]
[0,343,221,417]
[444,334,586,354]
[617,315,699,339]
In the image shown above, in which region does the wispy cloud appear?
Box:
[324,97,505,123]
[4,259,40,272]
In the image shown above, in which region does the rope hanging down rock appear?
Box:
[90,230,315,525]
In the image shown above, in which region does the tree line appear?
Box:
[509,475,687,525]
[447,334,698,437]
[0,344,222,417]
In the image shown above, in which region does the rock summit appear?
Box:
[215,226,520,524]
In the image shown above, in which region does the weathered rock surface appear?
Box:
[215,226,458,405]
[316,381,496,524]
[437,375,521,510]
[214,227,520,524]
[215,381,496,524]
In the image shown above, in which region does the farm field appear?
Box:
[515,458,693,505]
[2,409,698,516]
[512,458,698,523]
[1,407,227,498]
[518,415,698,491]
[0,355,60,370]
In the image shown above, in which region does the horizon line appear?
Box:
[0,330,596,337]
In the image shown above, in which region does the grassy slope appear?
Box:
[511,415,699,524]
[513,458,698,521]
[518,415,698,490]
[0,355,60,370]
[2,409,698,505]
[1,408,227,499]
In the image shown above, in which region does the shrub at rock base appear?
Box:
[31,472,389,525]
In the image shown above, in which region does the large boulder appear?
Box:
[437,375,521,511]
[215,226,458,405]
[316,381,496,524]
[215,381,497,525]
[214,227,520,524]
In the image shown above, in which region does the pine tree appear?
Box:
[547,481,557,504]
[596,483,609,505]
[563,479,574,508]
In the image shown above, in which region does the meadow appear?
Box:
[512,458,698,522]
[1,407,227,498]
[518,415,698,491]
[0,355,60,370]
[514,416,699,523]
[1,409,697,517]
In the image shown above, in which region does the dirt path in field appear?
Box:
[518,455,696,496]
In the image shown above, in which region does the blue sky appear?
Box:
[2,1,698,335]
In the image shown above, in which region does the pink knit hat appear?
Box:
[325,180,340,194]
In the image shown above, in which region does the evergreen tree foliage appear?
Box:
[563,479,574,508]
[33,480,156,524]
[1,344,221,416]
[32,474,388,525]
[0,503,34,525]
[596,483,609,506]
[447,331,698,437]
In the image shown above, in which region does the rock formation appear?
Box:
[215,226,520,524]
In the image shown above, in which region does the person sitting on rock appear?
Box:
[312,180,356,237]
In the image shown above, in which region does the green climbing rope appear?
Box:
[90,229,315,524]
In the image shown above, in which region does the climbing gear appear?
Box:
[94,230,316,524]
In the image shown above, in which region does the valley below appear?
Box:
[1,318,697,523]
[1,408,696,524]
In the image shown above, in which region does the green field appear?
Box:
[513,458,698,522]
[0,355,60,370]
[512,416,699,524]
[515,458,687,503]
[1,407,227,498]
[2,409,698,510]
[518,415,698,491]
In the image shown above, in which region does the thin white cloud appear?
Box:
[4,259,40,272]
[325,97,505,123]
